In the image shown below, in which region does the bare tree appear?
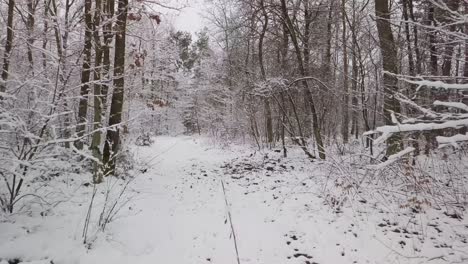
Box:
[103,0,128,175]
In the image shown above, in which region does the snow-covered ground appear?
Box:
[1,136,468,264]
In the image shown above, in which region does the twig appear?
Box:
[82,184,97,244]
[220,179,241,264]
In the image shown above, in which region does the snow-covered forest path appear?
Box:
[108,136,468,264]
[96,136,463,264]
[108,135,329,264]
[112,135,321,264]
[2,136,467,264]
[105,136,240,263]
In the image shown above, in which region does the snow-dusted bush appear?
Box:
[0,81,83,213]
[324,151,468,217]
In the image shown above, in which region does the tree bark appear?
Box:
[428,5,438,76]
[350,0,359,139]
[459,1,468,134]
[76,0,94,150]
[42,0,50,71]
[407,0,422,74]
[342,0,349,143]
[91,0,104,183]
[102,0,115,107]
[103,0,128,175]
[258,0,273,146]
[375,0,401,155]
[441,0,460,77]
[26,0,36,73]
[402,0,415,77]
[1,0,16,94]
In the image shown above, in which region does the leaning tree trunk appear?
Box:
[103,0,128,175]
[375,0,401,155]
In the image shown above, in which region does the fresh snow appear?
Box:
[1,136,468,264]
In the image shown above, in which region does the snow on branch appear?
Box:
[394,93,438,118]
[437,133,468,148]
[370,147,415,169]
[384,71,468,90]
[252,78,288,97]
[365,118,468,145]
[399,78,468,90]
[434,101,468,112]
[366,94,468,148]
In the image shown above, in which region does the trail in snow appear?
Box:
[1,136,467,264]
[95,136,238,263]
[100,136,468,264]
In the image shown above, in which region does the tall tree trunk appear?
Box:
[441,0,460,77]
[26,0,36,73]
[258,0,273,146]
[302,1,313,139]
[428,5,438,76]
[422,4,439,154]
[465,1,468,83]
[375,0,401,155]
[280,21,289,157]
[103,0,128,175]
[462,0,468,134]
[42,0,50,71]
[407,0,422,74]
[342,0,349,143]
[351,0,359,139]
[402,0,415,77]
[76,0,94,150]
[91,0,104,183]
[402,0,420,155]
[1,0,16,94]
[324,1,333,77]
[102,0,115,107]
[49,0,72,147]
[280,0,325,159]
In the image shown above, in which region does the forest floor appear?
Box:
[1,136,468,264]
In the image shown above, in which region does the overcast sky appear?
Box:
[159,0,206,35]
[174,1,205,34]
